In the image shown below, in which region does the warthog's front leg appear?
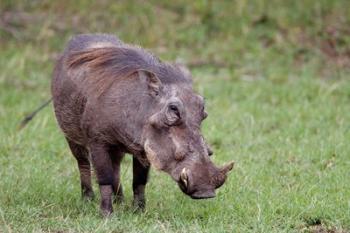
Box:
[132,156,150,211]
[90,143,114,217]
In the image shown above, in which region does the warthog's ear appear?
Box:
[138,70,162,97]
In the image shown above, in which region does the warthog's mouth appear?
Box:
[190,190,216,199]
[179,183,216,199]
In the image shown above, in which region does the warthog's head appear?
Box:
[142,66,234,199]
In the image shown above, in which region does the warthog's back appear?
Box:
[64,34,122,52]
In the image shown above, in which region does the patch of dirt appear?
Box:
[304,224,348,233]
[300,218,349,233]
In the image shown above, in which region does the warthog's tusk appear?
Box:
[180,167,188,188]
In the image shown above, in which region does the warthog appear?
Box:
[51,34,234,216]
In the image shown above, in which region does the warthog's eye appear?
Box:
[151,101,184,127]
[165,102,183,126]
[169,104,180,118]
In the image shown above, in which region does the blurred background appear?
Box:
[1,1,350,232]
[2,0,350,84]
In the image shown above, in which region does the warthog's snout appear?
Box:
[177,162,234,199]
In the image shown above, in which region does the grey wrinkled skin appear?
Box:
[51,34,234,216]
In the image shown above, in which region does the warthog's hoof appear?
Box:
[82,190,95,201]
[132,198,146,212]
[100,204,113,217]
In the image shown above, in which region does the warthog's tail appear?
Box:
[18,98,52,130]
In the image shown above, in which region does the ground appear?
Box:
[0,1,350,232]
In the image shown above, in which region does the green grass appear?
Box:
[1,1,350,232]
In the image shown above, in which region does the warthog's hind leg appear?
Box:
[67,138,94,200]
[89,143,114,217]
[109,147,125,204]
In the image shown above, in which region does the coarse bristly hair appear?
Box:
[65,45,192,97]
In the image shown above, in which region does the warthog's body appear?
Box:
[52,34,233,216]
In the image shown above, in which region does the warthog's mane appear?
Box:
[65,45,191,97]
